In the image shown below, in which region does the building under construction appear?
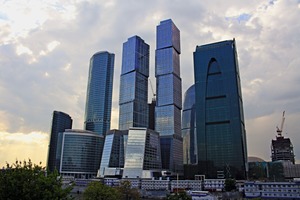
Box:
[271,111,295,164]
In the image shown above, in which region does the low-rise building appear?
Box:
[244,180,300,199]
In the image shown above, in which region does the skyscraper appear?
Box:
[47,111,72,172]
[182,85,197,165]
[271,111,295,164]
[193,39,248,179]
[84,51,115,136]
[119,36,149,130]
[155,19,183,173]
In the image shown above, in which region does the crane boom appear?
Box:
[149,79,156,100]
[276,111,285,137]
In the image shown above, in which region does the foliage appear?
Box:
[83,181,121,200]
[0,159,73,200]
[117,180,140,200]
[224,178,236,192]
[166,192,192,200]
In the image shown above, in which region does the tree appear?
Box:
[117,180,140,200]
[0,159,72,200]
[166,192,192,200]
[224,178,236,192]
[83,181,121,200]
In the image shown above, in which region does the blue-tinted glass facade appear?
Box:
[160,135,183,173]
[155,19,183,173]
[119,36,149,130]
[193,39,247,179]
[47,111,72,172]
[182,85,197,165]
[59,129,104,179]
[123,128,162,179]
[99,130,128,177]
[84,51,115,136]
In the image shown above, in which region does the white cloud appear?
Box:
[16,44,33,55]
[0,0,300,164]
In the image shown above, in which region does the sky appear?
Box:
[0,0,300,167]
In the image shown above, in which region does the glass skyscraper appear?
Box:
[84,51,115,136]
[119,36,149,130]
[155,19,183,173]
[47,110,72,172]
[193,39,248,179]
[182,85,197,165]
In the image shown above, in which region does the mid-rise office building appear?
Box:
[47,111,72,172]
[123,127,162,179]
[119,36,149,130]
[98,129,128,178]
[155,19,183,173]
[84,51,115,136]
[57,129,104,179]
[193,39,247,179]
[182,85,197,165]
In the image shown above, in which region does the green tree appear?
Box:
[0,159,72,200]
[166,192,192,200]
[224,178,236,192]
[117,180,140,200]
[83,181,121,200]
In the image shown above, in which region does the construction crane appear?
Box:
[149,79,156,101]
[276,111,285,137]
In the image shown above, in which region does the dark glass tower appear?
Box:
[119,36,149,130]
[84,51,115,135]
[182,85,197,165]
[155,19,183,173]
[47,111,72,172]
[193,39,247,179]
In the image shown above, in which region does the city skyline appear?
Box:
[1,0,300,167]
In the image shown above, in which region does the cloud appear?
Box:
[0,0,300,163]
[0,131,49,168]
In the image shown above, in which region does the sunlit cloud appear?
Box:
[0,131,49,168]
[47,40,60,52]
[16,44,33,55]
[63,63,71,71]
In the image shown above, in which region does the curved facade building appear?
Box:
[193,39,247,179]
[119,36,149,130]
[84,51,115,136]
[182,85,197,165]
[58,129,104,179]
[47,111,72,172]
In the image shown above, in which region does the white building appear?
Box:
[244,180,300,199]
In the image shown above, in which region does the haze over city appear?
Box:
[0,0,300,167]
